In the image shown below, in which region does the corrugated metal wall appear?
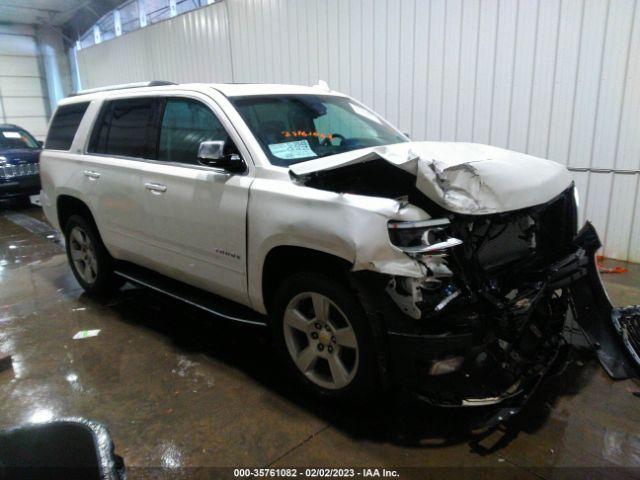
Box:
[0,24,50,139]
[77,0,640,262]
[76,3,234,87]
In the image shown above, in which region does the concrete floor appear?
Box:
[1,201,639,479]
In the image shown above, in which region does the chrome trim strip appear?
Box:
[568,167,640,175]
[397,237,463,254]
[459,391,522,406]
[388,218,451,229]
[114,270,267,327]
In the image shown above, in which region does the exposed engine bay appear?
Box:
[292,150,640,419]
[384,186,587,410]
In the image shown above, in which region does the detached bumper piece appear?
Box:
[569,223,640,379]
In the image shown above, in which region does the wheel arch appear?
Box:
[56,194,97,231]
[260,245,353,315]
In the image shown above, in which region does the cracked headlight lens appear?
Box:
[388,218,459,253]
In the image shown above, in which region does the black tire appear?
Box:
[271,272,378,400]
[64,214,124,294]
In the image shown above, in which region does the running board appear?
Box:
[114,262,267,327]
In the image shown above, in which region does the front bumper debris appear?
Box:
[569,223,639,380]
[613,306,640,368]
[381,222,638,417]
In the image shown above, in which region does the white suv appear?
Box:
[40,81,637,418]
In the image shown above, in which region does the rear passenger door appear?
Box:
[140,95,252,306]
[86,96,162,264]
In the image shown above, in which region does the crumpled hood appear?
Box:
[289,141,573,215]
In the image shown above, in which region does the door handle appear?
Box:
[83,170,101,179]
[144,182,167,193]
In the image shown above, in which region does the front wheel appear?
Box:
[64,215,124,294]
[271,272,378,399]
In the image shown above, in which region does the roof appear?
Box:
[59,82,344,105]
[208,83,342,97]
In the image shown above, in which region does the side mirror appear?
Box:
[37,140,44,147]
[197,141,245,173]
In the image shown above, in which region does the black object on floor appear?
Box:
[0,418,124,480]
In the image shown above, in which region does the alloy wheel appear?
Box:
[283,292,359,390]
[69,226,98,285]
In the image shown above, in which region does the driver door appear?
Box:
[141,95,252,306]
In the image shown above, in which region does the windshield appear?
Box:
[0,127,40,150]
[231,95,407,167]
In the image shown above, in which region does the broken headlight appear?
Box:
[388,218,462,253]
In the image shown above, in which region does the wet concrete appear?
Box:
[1,200,639,479]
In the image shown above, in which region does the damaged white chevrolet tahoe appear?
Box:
[41,82,639,421]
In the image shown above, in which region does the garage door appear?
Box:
[0,24,49,140]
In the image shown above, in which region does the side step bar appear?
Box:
[114,262,267,327]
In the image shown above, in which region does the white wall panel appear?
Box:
[0,77,42,97]
[2,97,47,117]
[77,0,640,262]
[617,1,640,172]
[472,0,499,145]
[630,181,640,261]
[526,0,562,158]
[0,25,49,139]
[605,174,640,260]
[0,35,39,56]
[0,55,41,77]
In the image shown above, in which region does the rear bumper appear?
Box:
[0,174,40,198]
[379,222,637,410]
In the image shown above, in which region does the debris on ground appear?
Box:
[72,329,101,340]
[597,256,628,274]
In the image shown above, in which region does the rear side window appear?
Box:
[89,97,158,158]
[45,102,90,150]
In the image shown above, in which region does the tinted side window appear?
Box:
[45,102,90,150]
[158,98,230,164]
[89,98,157,158]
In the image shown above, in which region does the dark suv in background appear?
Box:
[0,124,42,202]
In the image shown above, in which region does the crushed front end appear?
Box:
[359,185,638,414]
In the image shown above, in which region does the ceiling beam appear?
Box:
[0,4,60,15]
[37,1,94,27]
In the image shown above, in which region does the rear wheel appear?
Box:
[271,272,378,399]
[64,215,124,294]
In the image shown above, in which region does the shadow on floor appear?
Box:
[84,285,600,455]
[0,197,35,212]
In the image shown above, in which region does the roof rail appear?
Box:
[70,81,177,97]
